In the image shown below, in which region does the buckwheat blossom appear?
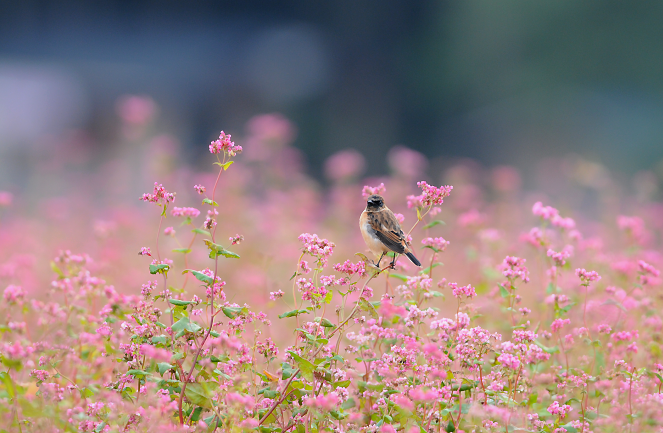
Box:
[30,369,50,382]
[421,237,450,252]
[194,184,206,194]
[449,282,477,299]
[204,216,216,230]
[407,181,453,208]
[551,318,571,332]
[209,131,242,156]
[547,401,573,419]
[269,290,284,301]
[171,207,200,218]
[547,247,572,266]
[333,259,366,277]
[576,268,601,284]
[229,234,244,245]
[598,324,612,334]
[361,183,386,199]
[163,226,175,236]
[140,182,176,205]
[532,201,559,220]
[298,233,335,267]
[304,392,340,410]
[497,353,520,370]
[638,260,660,285]
[3,285,26,304]
[501,256,530,283]
[138,247,151,256]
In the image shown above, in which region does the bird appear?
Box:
[359,194,422,268]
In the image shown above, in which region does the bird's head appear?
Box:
[366,194,385,211]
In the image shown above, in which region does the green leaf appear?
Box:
[191,228,209,235]
[157,363,173,376]
[50,261,65,279]
[172,248,191,254]
[0,372,15,398]
[561,425,578,433]
[423,220,446,229]
[202,198,218,207]
[222,306,247,319]
[498,284,510,298]
[420,262,443,275]
[152,335,167,345]
[359,297,379,320]
[320,318,335,328]
[149,264,170,275]
[214,161,234,170]
[184,383,213,409]
[190,406,203,422]
[127,369,150,377]
[204,240,240,259]
[181,269,214,285]
[287,351,315,381]
[281,362,297,380]
[169,299,194,306]
[170,316,201,334]
[279,309,308,319]
[389,273,409,282]
[94,422,108,433]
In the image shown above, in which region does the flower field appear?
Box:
[0,113,662,433]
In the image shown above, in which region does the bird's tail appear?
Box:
[405,251,422,267]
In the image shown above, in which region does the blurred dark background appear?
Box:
[2,0,663,186]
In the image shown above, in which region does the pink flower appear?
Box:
[597,324,612,334]
[639,260,660,277]
[298,233,336,267]
[500,256,530,283]
[164,226,175,236]
[229,234,244,245]
[392,394,414,410]
[140,182,176,205]
[551,318,570,333]
[171,207,200,218]
[422,237,450,252]
[450,283,477,299]
[532,201,559,220]
[362,183,386,199]
[547,401,573,418]
[458,209,486,227]
[304,392,339,410]
[209,131,242,156]
[410,181,453,207]
[576,268,601,284]
[138,247,151,256]
[139,344,172,362]
[497,353,520,370]
[96,323,112,336]
[3,285,25,304]
[547,247,572,266]
[194,184,206,194]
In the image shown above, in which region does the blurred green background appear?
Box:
[1,0,663,187]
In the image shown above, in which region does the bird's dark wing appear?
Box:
[368,210,406,253]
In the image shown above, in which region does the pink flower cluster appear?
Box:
[138,247,151,256]
[194,184,206,194]
[575,268,601,284]
[333,259,366,277]
[361,183,386,199]
[501,256,530,283]
[3,284,25,304]
[171,207,200,218]
[547,247,572,266]
[140,182,176,205]
[209,131,242,156]
[547,401,573,418]
[229,234,244,245]
[407,181,453,208]
[532,201,576,229]
[449,282,477,299]
[422,237,450,251]
[304,392,340,410]
[298,233,335,267]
